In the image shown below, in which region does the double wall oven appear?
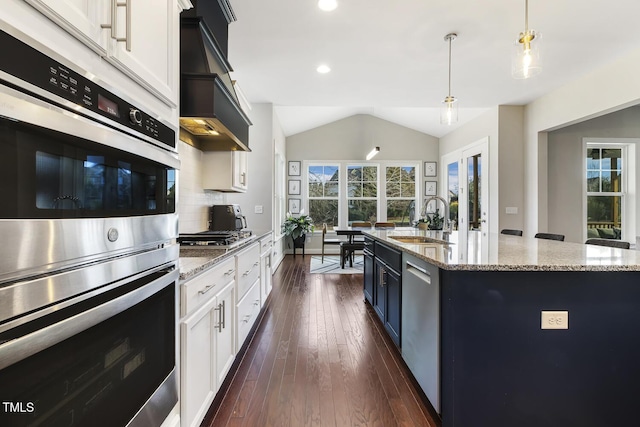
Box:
[0,26,180,427]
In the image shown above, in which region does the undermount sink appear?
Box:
[389,235,453,245]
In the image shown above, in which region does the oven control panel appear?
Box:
[0,29,175,150]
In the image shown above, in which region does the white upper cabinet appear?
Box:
[24,0,110,54]
[23,0,185,107]
[106,0,177,107]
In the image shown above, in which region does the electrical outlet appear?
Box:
[505,207,518,214]
[254,205,263,214]
[541,311,569,330]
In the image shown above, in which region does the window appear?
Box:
[347,165,378,224]
[386,166,416,226]
[586,146,623,239]
[308,164,339,229]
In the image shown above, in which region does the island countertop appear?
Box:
[363,229,640,271]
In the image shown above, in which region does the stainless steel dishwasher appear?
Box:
[401,252,441,414]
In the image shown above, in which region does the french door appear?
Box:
[442,138,489,260]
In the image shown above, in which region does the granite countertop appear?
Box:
[179,230,272,280]
[364,229,640,272]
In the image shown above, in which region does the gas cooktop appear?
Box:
[178,230,253,246]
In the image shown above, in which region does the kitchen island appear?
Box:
[363,229,640,427]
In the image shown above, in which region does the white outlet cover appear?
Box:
[541,311,569,329]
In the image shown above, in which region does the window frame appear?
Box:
[303,160,420,230]
[582,139,636,242]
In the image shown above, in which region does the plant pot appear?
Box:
[293,234,306,248]
[418,222,429,231]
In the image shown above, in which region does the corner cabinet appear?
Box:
[202,151,248,193]
[23,0,185,107]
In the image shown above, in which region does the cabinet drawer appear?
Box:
[375,241,402,273]
[236,279,261,349]
[259,236,273,255]
[181,257,235,316]
[236,243,261,300]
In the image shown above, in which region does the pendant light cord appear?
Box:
[525,0,529,32]
[448,36,452,97]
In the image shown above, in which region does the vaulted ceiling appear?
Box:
[227,0,640,137]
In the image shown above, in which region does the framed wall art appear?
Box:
[425,180,437,196]
[288,179,301,195]
[424,161,437,177]
[288,198,301,214]
[288,160,301,176]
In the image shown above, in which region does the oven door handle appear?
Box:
[0,268,178,371]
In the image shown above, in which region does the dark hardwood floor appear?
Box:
[203,255,439,427]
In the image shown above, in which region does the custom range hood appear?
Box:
[180,0,252,151]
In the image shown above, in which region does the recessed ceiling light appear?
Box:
[316,64,331,74]
[318,0,337,12]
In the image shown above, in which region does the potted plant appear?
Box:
[417,209,444,230]
[282,211,314,254]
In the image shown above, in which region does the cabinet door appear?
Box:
[180,297,216,427]
[214,282,236,388]
[363,249,374,305]
[373,258,386,322]
[24,0,109,54]
[106,0,178,106]
[384,267,401,347]
[202,151,248,193]
[260,252,272,306]
[232,151,248,191]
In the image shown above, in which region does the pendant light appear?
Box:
[512,0,541,79]
[440,33,458,126]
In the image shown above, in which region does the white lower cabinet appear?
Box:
[180,292,217,427]
[259,234,273,306]
[236,279,261,351]
[180,270,235,427]
[180,238,270,427]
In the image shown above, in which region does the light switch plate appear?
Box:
[254,205,263,214]
[541,311,569,329]
[505,207,518,214]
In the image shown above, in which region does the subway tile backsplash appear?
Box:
[178,141,224,233]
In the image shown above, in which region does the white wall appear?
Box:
[524,47,640,236]
[547,106,640,243]
[287,114,439,161]
[285,114,439,254]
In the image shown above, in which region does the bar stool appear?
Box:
[501,229,523,236]
[535,233,565,241]
[585,238,630,249]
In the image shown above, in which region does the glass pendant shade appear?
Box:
[512,30,542,79]
[440,96,458,125]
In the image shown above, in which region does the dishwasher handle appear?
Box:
[406,261,431,284]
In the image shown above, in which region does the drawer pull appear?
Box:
[253,299,260,306]
[242,314,252,324]
[243,270,250,277]
[253,262,259,267]
[224,269,235,276]
[198,284,215,295]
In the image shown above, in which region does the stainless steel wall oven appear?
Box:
[0,26,180,427]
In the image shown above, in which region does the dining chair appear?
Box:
[374,222,396,229]
[321,223,342,263]
[534,232,565,241]
[585,238,630,249]
[501,229,523,236]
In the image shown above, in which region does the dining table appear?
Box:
[334,226,371,268]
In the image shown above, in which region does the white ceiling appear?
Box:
[227,0,640,138]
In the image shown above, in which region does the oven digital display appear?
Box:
[98,94,120,118]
